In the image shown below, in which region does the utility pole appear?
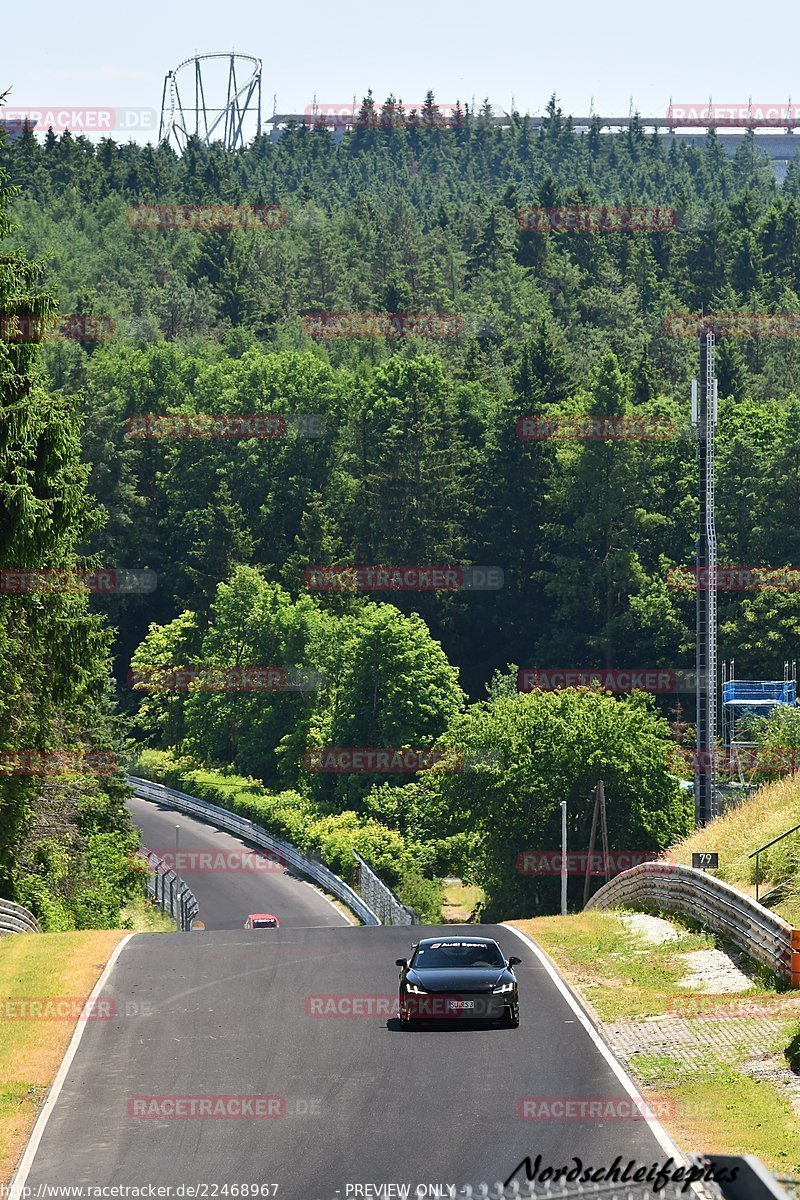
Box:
[174,824,182,889]
[598,780,610,882]
[583,780,611,906]
[583,785,600,907]
[692,324,718,826]
[560,800,568,915]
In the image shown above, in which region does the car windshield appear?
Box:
[412,941,505,969]
[252,919,277,927]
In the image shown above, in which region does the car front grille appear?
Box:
[405,991,509,1019]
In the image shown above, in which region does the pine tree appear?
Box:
[0,127,120,894]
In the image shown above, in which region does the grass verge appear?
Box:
[441,880,483,922]
[119,894,175,932]
[510,910,800,1173]
[0,930,128,1184]
[668,772,800,924]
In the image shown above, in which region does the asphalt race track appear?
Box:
[127,793,350,930]
[16,799,677,1198]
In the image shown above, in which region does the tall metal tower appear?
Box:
[159,53,262,152]
[692,325,718,825]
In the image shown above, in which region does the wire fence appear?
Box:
[352,852,419,925]
[136,847,199,931]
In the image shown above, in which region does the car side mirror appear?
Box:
[395,958,407,967]
[508,955,521,967]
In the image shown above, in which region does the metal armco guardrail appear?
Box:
[352,852,419,925]
[127,775,381,926]
[0,898,42,935]
[586,860,800,986]
[137,848,199,932]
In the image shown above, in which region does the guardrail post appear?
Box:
[792,930,800,987]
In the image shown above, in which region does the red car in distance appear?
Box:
[244,913,280,929]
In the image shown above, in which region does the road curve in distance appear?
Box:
[127,793,350,930]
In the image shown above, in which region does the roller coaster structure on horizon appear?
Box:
[159,53,262,152]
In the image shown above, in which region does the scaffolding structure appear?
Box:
[692,326,718,824]
[722,660,797,786]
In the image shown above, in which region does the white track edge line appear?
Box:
[503,923,688,1166]
[300,879,355,926]
[10,932,136,1190]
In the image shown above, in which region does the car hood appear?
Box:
[405,967,513,991]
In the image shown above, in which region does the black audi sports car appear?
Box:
[396,935,521,1027]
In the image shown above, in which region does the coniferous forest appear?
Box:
[3,95,800,922]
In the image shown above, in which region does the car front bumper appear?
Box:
[400,991,515,1020]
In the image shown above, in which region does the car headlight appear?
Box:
[492,981,514,994]
[406,983,428,995]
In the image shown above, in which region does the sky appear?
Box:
[2,0,800,142]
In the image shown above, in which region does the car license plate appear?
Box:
[448,1000,475,1009]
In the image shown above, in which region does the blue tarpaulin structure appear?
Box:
[722,679,796,708]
